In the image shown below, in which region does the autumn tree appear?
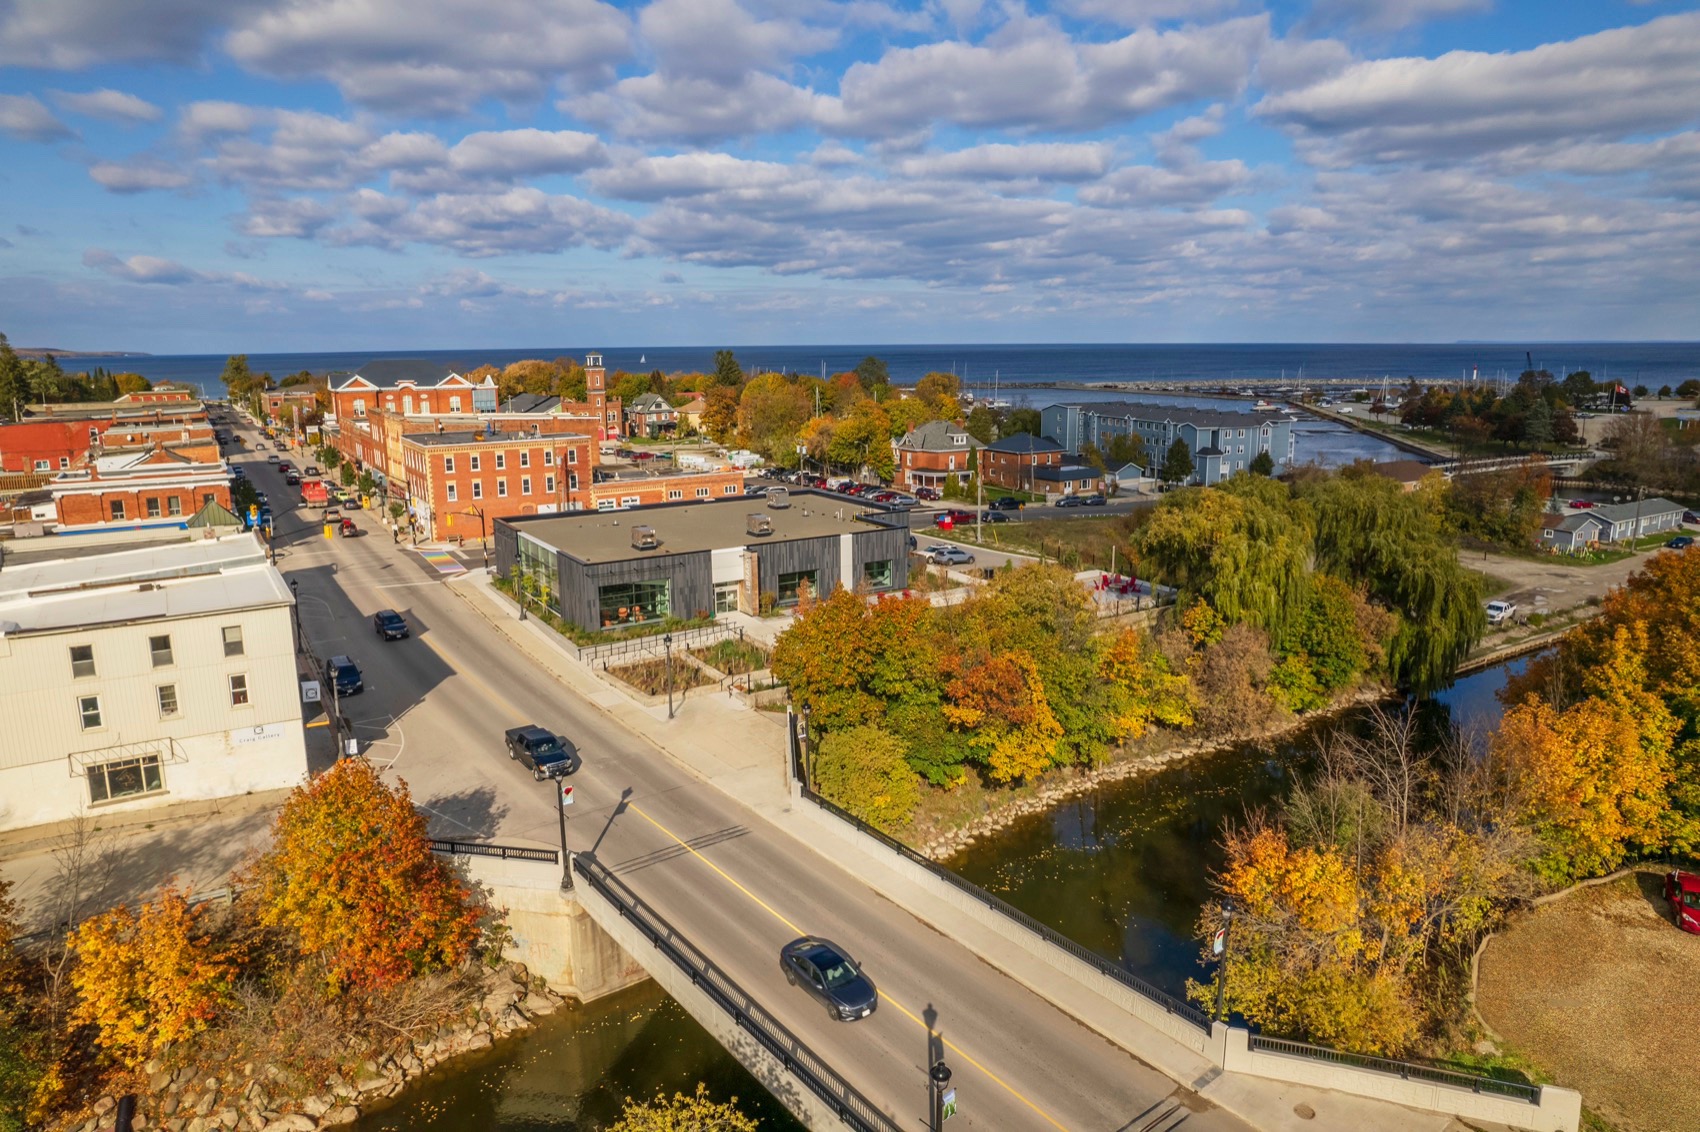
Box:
[611,1084,757,1132]
[68,885,237,1067]
[701,386,740,444]
[500,359,564,399]
[943,650,1065,783]
[827,400,894,478]
[914,371,961,418]
[1098,628,1194,740]
[113,373,153,395]
[244,760,485,995]
[815,724,922,833]
[736,373,810,464]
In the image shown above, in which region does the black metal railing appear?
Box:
[580,622,735,667]
[573,853,903,1132]
[1247,1036,1542,1104]
[799,787,1214,1033]
[429,839,559,864]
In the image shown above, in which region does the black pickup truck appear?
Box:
[504,725,575,781]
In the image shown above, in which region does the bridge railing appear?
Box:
[799,787,1214,1034]
[573,852,905,1132]
[429,838,558,864]
[1247,1035,1542,1103]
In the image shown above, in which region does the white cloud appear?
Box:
[325,188,634,256]
[589,154,803,201]
[0,0,261,68]
[894,142,1114,181]
[178,101,267,139]
[569,71,828,144]
[52,88,163,123]
[1076,157,1251,206]
[0,94,74,142]
[1058,0,1243,25]
[1259,12,1700,166]
[1304,0,1490,34]
[225,0,633,115]
[82,248,204,285]
[638,0,837,83]
[89,160,195,193]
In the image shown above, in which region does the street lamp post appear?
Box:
[1213,903,1235,1022]
[928,1061,953,1132]
[555,776,574,892]
[663,633,675,719]
[800,703,813,789]
[452,506,489,569]
[288,578,304,655]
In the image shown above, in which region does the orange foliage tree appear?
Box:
[68,885,237,1067]
[943,650,1064,783]
[244,760,485,995]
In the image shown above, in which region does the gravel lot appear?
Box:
[1477,872,1700,1132]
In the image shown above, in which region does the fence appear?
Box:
[579,622,738,667]
[1247,1035,1541,1104]
[429,838,558,864]
[798,786,1213,1033]
[572,852,903,1132]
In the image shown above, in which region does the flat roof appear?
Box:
[509,491,894,565]
[0,530,292,637]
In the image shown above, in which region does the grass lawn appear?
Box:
[689,637,769,675]
[933,513,1147,572]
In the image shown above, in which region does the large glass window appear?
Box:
[597,580,671,628]
[88,755,164,803]
[862,559,893,590]
[777,569,818,606]
[516,535,559,614]
[714,581,739,614]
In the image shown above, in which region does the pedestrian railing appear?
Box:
[799,787,1214,1033]
[580,622,737,667]
[429,838,559,864]
[1247,1035,1542,1104]
[573,852,904,1132]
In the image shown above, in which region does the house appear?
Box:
[625,392,679,438]
[1033,462,1105,498]
[1539,497,1687,551]
[1367,460,1443,492]
[892,420,983,492]
[326,359,489,423]
[494,491,909,630]
[981,433,1064,492]
[674,396,708,432]
[1040,402,1294,486]
[0,531,308,834]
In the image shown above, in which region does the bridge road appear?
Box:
[242,452,1251,1132]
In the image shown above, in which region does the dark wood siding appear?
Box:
[561,551,714,630]
[850,524,911,592]
[755,534,841,600]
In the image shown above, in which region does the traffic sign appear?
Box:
[560,783,575,806]
[941,1089,957,1119]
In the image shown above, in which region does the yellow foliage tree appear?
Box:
[68,885,237,1067]
[1098,627,1194,740]
[610,1084,757,1132]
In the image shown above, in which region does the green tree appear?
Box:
[221,354,254,392]
[1677,379,1700,398]
[1560,370,1596,407]
[815,724,922,833]
[610,1085,757,1132]
[1160,438,1193,484]
[853,355,889,387]
[1633,384,1649,398]
[357,471,376,498]
[712,350,744,388]
[1004,407,1041,437]
[964,404,997,444]
[0,333,24,421]
[113,372,153,396]
[1249,450,1275,476]
[736,373,811,462]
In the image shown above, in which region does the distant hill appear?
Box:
[14,348,152,359]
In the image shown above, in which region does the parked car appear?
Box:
[934,509,976,526]
[324,655,363,697]
[779,937,877,1021]
[1485,599,1517,625]
[926,545,975,566]
[254,491,267,505]
[979,510,1010,523]
[988,496,1022,511]
[338,517,358,537]
[305,465,321,477]
[504,725,576,781]
[266,454,279,463]
[1666,871,1700,935]
[1685,511,1700,525]
[1667,535,1695,550]
[277,462,292,473]
[230,465,246,478]
[1054,494,1083,508]
[872,491,900,503]
[914,486,940,501]
[256,442,267,451]
[373,609,410,640]
[1568,499,1595,509]
[1081,493,1108,506]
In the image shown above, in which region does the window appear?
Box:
[863,560,894,589]
[568,472,579,490]
[544,449,555,466]
[229,674,250,707]
[620,495,640,508]
[447,483,458,502]
[567,448,578,464]
[597,579,672,627]
[545,475,556,494]
[450,396,463,412]
[496,479,508,498]
[70,644,96,678]
[777,569,819,606]
[59,457,68,469]
[87,754,163,804]
[33,459,49,472]
[149,634,173,667]
[668,489,683,500]
[110,499,126,520]
[353,397,367,416]
[723,484,738,495]
[444,455,456,473]
[696,487,710,498]
[201,492,214,507]
[222,625,244,657]
[78,694,102,730]
[519,450,530,468]
[145,497,161,518]
[470,454,481,472]
[521,476,532,496]
[167,496,182,516]
[157,684,179,718]
[472,481,483,500]
[714,581,740,614]
[596,499,616,511]
[495,452,506,470]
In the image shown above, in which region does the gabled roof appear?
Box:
[499,394,561,414]
[985,432,1061,455]
[628,392,673,411]
[1590,497,1684,523]
[894,420,982,451]
[1552,512,1607,534]
[1034,464,1097,482]
[336,359,467,389]
[185,500,242,528]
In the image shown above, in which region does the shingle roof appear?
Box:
[894,420,981,451]
[628,392,673,411]
[985,432,1062,454]
[499,394,560,414]
[1589,497,1684,523]
[1034,464,1097,481]
[1049,401,1289,428]
[338,359,466,388]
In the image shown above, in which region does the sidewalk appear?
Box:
[448,570,1503,1132]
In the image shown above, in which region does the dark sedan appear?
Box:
[1081,493,1107,506]
[979,509,1011,523]
[374,609,410,640]
[780,937,877,1021]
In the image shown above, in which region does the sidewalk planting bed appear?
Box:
[607,658,715,696]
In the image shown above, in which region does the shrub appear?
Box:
[611,1084,756,1132]
[815,724,922,834]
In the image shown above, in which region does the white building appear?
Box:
[0,531,308,833]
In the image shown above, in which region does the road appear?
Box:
[233,431,1248,1132]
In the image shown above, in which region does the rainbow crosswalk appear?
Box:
[418,548,467,575]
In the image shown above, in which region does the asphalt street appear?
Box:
[229,426,1247,1132]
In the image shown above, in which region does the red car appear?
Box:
[934,509,975,526]
[1666,871,1700,934]
[1568,499,1595,509]
[915,487,940,501]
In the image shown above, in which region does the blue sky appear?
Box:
[0,0,1697,352]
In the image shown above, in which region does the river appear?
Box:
[360,660,1524,1129]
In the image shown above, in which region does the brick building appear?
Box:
[2,414,215,475]
[260,388,318,423]
[980,433,1064,492]
[584,467,746,512]
[892,420,983,492]
[114,388,197,405]
[327,354,622,441]
[624,392,678,437]
[50,446,232,533]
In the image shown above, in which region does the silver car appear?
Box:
[927,545,975,566]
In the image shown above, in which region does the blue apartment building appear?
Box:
[1040,402,1296,485]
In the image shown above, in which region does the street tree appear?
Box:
[1160,438,1193,484]
[0,333,24,420]
[853,355,889,387]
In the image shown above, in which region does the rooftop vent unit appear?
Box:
[631,524,659,551]
[765,486,791,509]
[746,513,773,537]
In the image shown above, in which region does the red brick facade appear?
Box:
[980,447,1063,492]
[50,447,231,531]
[585,469,746,511]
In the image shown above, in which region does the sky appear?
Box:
[0,0,1697,353]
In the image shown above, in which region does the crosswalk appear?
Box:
[417,548,467,575]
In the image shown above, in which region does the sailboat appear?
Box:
[639,354,646,364]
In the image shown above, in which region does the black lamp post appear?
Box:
[928,1061,953,1132]
[1213,903,1235,1023]
[288,577,304,655]
[663,633,675,719]
[555,773,573,892]
[800,703,813,789]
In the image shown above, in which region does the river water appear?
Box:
[360,661,1524,1129]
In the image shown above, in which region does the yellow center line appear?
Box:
[627,801,1072,1132]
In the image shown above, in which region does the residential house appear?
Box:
[674,396,708,433]
[892,420,983,492]
[981,433,1064,492]
[1032,462,1105,499]
[1539,497,1686,552]
[625,392,679,438]
[1041,402,1294,485]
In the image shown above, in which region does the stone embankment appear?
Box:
[63,964,564,1132]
